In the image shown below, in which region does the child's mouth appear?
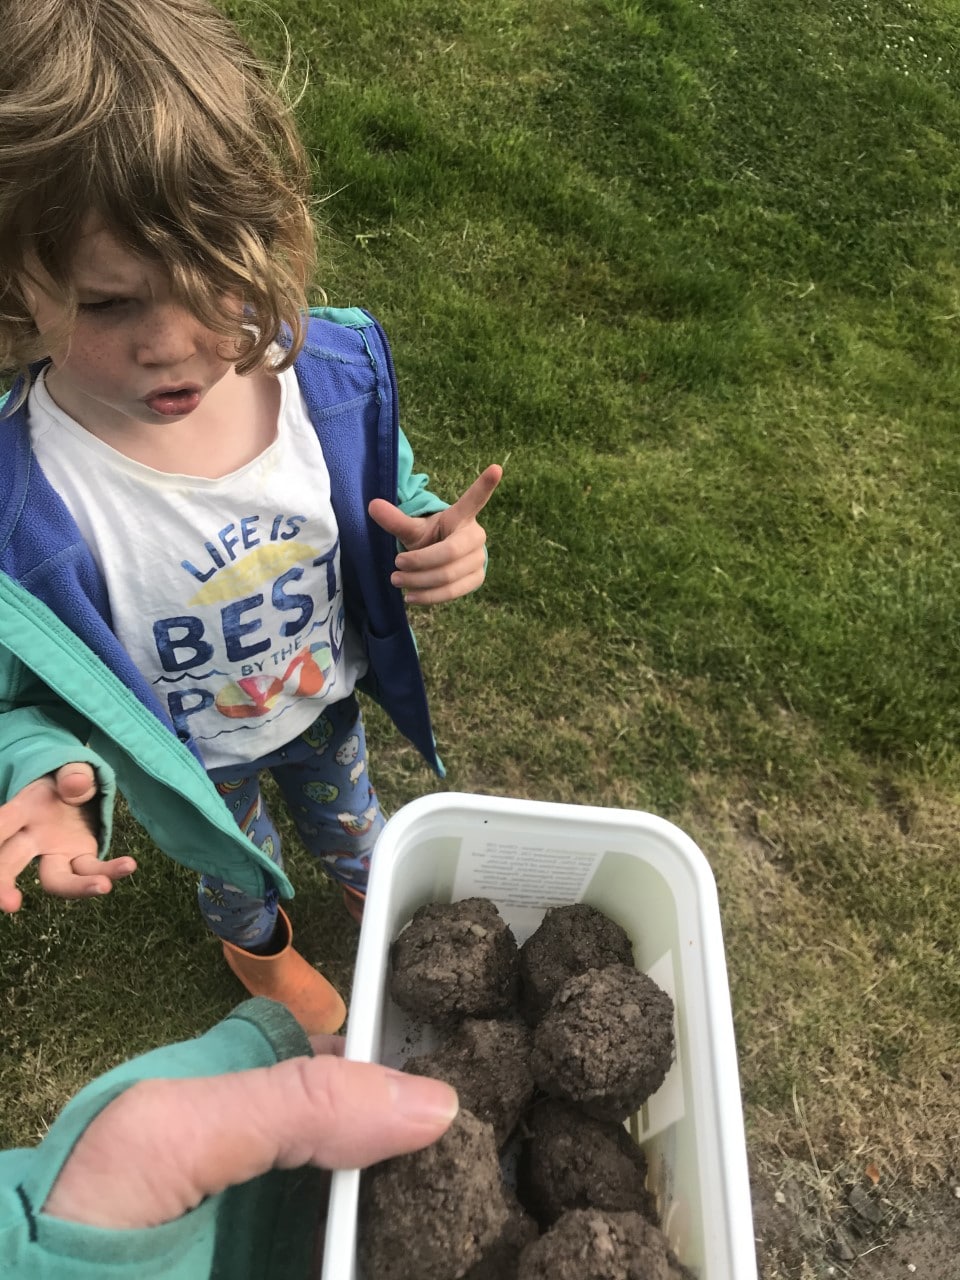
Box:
[144,386,202,416]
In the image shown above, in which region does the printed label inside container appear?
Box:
[452,836,603,907]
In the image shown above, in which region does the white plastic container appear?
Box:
[322,793,757,1280]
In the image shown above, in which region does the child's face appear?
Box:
[23,218,239,433]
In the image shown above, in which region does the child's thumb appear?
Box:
[367,496,422,547]
[54,763,98,806]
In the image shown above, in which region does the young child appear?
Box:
[0,0,500,1034]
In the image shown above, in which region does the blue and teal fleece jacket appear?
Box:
[0,309,446,897]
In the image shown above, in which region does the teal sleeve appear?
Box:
[396,429,448,517]
[0,580,293,900]
[0,707,116,857]
[0,1000,318,1280]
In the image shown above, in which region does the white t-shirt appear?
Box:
[29,365,367,770]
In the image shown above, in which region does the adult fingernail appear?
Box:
[387,1071,459,1124]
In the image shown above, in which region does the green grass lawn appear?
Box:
[3,1,960,1275]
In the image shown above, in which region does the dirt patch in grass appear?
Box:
[753,1173,960,1278]
[684,763,960,1279]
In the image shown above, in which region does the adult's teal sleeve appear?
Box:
[0,1000,321,1280]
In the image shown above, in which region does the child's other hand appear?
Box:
[368,463,502,605]
[0,763,136,913]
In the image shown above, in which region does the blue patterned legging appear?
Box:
[198,694,385,948]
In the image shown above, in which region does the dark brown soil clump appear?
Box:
[404,1017,535,1147]
[532,964,675,1122]
[515,1208,689,1280]
[462,1188,539,1280]
[390,897,519,1024]
[519,903,634,1023]
[365,897,685,1279]
[359,1108,509,1280]
[518,1099,657,1227]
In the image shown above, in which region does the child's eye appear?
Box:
[78,298,125,313]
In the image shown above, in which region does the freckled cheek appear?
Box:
[56,335,127,389]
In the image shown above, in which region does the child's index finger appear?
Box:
[444,464,503,530]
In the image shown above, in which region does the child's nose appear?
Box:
[134,303,198,367]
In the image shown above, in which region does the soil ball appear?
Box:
[531,964,674,1122]
[360,1108,510,1280]
[462,1187,540,1280]
[518,1099,657,1227]
[516,1208,689,1280]
[405,1018,535,1147]
[519,903,634,1023]
[390,897,519,1024]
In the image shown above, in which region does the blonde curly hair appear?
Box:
[0,0,317,387]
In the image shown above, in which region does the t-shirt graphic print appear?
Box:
[29,366,367,770]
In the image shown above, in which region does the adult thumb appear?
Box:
[45,1056,458,1229]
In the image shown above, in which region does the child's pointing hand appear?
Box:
[368,463,502,605]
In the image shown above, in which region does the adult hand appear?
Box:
[369,463,502,605]
[44,1039,459,1229]
[0,763,136,913]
